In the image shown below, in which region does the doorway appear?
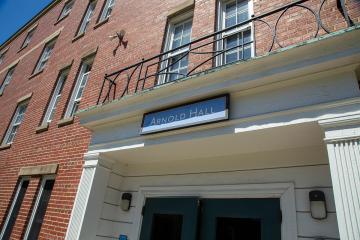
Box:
[139,197,281,240]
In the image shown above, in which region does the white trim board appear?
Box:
[133,182,297,240]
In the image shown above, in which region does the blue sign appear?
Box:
[119,235,127,240]
[141,95,229,134]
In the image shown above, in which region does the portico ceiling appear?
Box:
[100,121,324,164]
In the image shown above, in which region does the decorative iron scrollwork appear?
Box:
[97,0,355,105]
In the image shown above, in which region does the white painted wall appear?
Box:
[93,146,339,240]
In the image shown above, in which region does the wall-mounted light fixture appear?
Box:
[309,190,327,220]
[121,193,132,211]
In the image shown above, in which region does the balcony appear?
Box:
[97,0,357,105]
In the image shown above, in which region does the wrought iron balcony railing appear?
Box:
[97,0,354,105]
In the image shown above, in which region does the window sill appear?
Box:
[0,144,11,151]
[17,45,28,53]
[35,123,49,133]
[72,33,85,43]
[29,69,44,80]
[54,14,69,26]
[57,116,74,127]
[94,18,109,30]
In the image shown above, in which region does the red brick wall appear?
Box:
[0,0,359,239]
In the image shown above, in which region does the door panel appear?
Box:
[200,198,281,240]
[139,198,199,240]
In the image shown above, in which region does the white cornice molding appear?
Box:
[319,114,360,142]
[86,97,360,152]
[83,152,115,169]
[319,113,360,129]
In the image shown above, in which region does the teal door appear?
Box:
[139,198,199,240]
[200,198,281,240]
[140,198,281,240]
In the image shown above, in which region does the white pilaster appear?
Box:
[65,152,113,240]
[320,114,360,240]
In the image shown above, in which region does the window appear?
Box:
[42,69,69,124]
[98,0,115,22]
[65,57,94,117]
[77,0,97,36]
[23,177,55,240]
[0,178,30,240]
[218,0,253,65]
[159,13,193,84]
[59,0,75,20]
[34,39,57,74]
[2,100,29,145]
[0,66,16,95]
[21,28,36,49]
[0,49,8,65]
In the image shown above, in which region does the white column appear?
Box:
[65,152,113,240]
[320,114,360,240]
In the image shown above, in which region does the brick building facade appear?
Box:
[0,0,359,239]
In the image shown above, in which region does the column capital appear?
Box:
[83,152,115,169]
[319,114,360,142]
[319,113,360,129]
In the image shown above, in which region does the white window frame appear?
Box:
[42,69,69,124]
[21,27,36,49]
[0,66,16,95]
[216,0,254,66]
[0,48,9,65]
[99,0,115,22]
[64,58,93,117]
[0,177,30,239]
[34,39,56,74]
[2,100,29,145]
[158,12,193,85]
[77,0,97,36]
[23,175,56,240]
[59,0,75,20]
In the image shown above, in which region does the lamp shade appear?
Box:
[309,190,327,220]
[121,193,132,211]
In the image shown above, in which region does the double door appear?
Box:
[140,197,281,240]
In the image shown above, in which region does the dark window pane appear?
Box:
[169,56,181,71]
[183,22,192,36]
[2,180,29,240]
[225,52,238,64]
[225,16,237,28]
[243,30,252,44]
[27,179,55,240]
[174,25,183,39]
[237,11,249,23]
[168,54,189,82]
[244,45,251,60]
[225,34,238,50]
[172,39,181,49]
[169,73,178,82]
[151,214,183,240]
[216,217,261,240]
[226,2,236,15]
[180,55,189,68]
[179,68,188,77]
